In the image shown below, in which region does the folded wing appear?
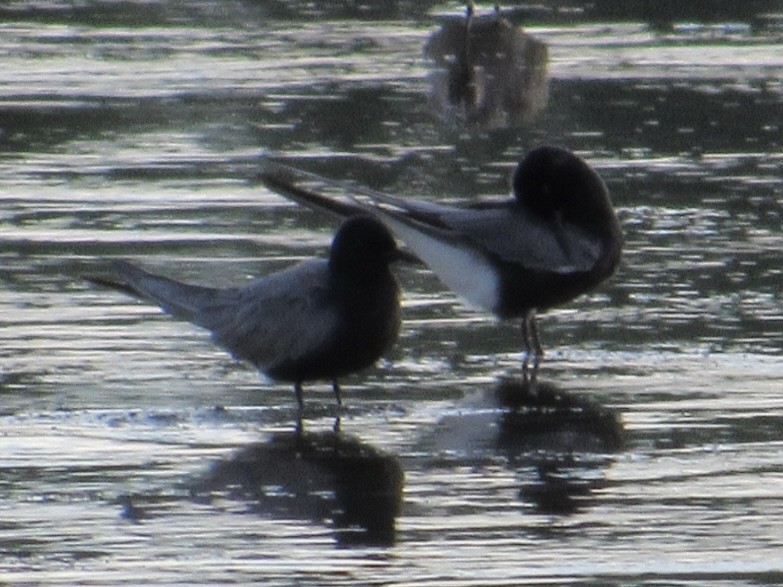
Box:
[260,161,603,274]
[112,260,338,372]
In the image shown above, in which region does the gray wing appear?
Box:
[111,259,337,372]
[357,190,603,272]
[259,160,368,220]
[202,260,338,371]
[434,206,603,273]
[110,260,223,323]
[260,160,601,273]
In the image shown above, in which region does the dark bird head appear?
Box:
[329,215,403,276]
[512,146,614,230]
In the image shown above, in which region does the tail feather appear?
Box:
[84,273,141,299]
[99,260,222,324]
[259,161,366,220]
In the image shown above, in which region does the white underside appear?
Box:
[379,213,501,313]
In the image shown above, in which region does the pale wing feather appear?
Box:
[196,260,338,372]
[114,259,338,373]
[112,260,219,323]
[369,209,501,312]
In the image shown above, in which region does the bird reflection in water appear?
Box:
[191,430,404,546]
[495,377,623,515]
[495,377,623,453]
[519,457,609,516]
[426,2,549,129]
[421,376,623,516]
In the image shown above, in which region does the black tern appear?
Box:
[260,146,622,358]
[88,216,405,408]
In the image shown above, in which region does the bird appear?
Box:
[425,1,549,128]
[87,215,406,409]
[259,146,622,360]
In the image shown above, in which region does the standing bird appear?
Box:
[87,216,405,408]
[260,146,622,360]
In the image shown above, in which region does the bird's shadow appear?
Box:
[418,375,624,515]
[188,429,404,547]
[117,376,622,540]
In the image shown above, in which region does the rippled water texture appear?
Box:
[2,1,783,585]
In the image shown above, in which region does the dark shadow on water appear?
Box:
[496,377,622,515]
[110,376,620,545]
[419,376,623,516]
[494,377,624,453]
[190,430,404,547]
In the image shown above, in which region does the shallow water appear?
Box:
[2,1,783,585]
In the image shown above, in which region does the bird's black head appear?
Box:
[329,215,401,276]
[511,146,613,226]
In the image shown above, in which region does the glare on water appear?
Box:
[2,1,783,585]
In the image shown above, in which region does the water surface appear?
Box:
[2,1,783,585]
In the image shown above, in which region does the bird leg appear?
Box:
[331,379,343,407]
[294,381,305,410]
[521,310,543,358]
[521,310,543,386]
[522,353,540,390]
[330,380,343,433]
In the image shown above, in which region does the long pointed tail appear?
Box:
[259,161,366,220]
[88,260,221,324]
[259,160,422,265]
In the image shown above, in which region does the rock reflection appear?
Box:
[191,430,404,546]
[425,4,549,129]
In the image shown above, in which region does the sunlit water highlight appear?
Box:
[2,1,783,585]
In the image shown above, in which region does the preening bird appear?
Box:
[260,146,622,359]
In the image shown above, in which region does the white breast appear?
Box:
[379,213,501,313]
